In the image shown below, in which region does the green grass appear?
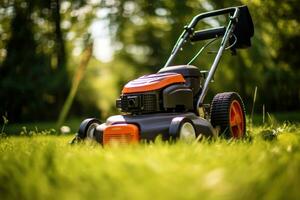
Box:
[0,123,300,200]
[4,111,300,135]
[251,111,300,125]
[4,118,83,135]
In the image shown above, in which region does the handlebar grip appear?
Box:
[190,26,226,42]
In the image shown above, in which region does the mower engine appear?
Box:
[116,65,203,114]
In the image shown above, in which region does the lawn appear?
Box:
[0,121,299,200]
[4,111,300,135]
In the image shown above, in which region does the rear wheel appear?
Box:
[210,92,246,138]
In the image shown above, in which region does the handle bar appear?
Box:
[190,26,226,42]
[164,7,239,68]
[187,7,238,30]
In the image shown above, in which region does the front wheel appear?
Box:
[78,118,101,140]
[169,117,196,142]
[210,92,246,138]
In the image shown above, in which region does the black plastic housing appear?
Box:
[101,112,215,141]
[158,65,202,95]
[117,65,203,114]
[190,26,226,42]
[163,84,193,111]
[230,5,254,49]
[116,91,160,114]
[117,83,194,114]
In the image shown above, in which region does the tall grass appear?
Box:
[0,123,299,200]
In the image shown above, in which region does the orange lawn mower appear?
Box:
[72,5,254,145]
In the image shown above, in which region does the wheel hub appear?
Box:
[179,122,196,142]
[229,100,244,138]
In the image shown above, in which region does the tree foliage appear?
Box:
[0,0,98,122]
[0,0,299,122]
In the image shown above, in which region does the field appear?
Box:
[0,120,300,199]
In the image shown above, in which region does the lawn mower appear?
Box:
[73,5,254,145]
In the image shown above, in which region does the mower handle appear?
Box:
[190,26,226,42]
[164,7,239,68]
[164,6,242,115]
[188,7,239,30]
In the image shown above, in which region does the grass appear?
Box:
[4,111,300,135]
[4,118,82,135]
[251,111,300,125]
[0,122,300,200]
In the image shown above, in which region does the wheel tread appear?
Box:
[210,92,246,138]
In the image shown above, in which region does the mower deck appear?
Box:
[97,112,215,142]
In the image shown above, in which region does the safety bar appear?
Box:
[188,7,238,30]
[164,7,239,68]
[190,26,226,42]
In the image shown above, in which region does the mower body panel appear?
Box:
[96,112,215,143]
[116,65,204,115]
[122,72,185,94]
[158,65,203,95]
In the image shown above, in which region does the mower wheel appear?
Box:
[78,118,101,140]
[210,92,246,138]
[169,117,196,142]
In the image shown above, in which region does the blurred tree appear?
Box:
[0,0,55,121]
[0,0,97,122]
[57,36,93,127]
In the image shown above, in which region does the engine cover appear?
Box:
[116,67,202,114]
[122,72,185,94]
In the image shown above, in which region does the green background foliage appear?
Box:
[0,0,299,123]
